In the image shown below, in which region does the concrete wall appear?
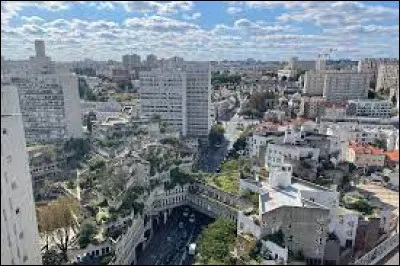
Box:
[261,206,330,260]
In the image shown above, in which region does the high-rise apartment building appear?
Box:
[184,61,212,137]
[34,40,46,58]
[1,84,42,265]
[376,62,399,95]
[303,70,326,96]
[139,69,187,135]
[11,73,83,144]
[146,54,158,68]
[323,70,370,103]
[139,61,211,137]
[358,58,398,89]
[122,54,141,69]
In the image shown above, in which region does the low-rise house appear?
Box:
[346,142,386,168]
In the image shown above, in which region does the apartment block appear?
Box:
[323,70,370,103]
[303,70,325,96]
[184,61,212,137]
[346,99,392,118]
[358,58,398,89]
[10,73,83,144]
[1,84,42,265]
[139,69,187,136]
[122,54,141,69]
[376,62,399,95]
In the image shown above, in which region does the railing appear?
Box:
[353,233,399,265]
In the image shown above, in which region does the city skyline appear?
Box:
[1,1,399,62]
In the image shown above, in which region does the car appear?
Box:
[183,211,189,217]
[215,143,222,148]
[179,222,184,228]
[189,213,195,223]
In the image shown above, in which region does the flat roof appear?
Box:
[260,179,329,213]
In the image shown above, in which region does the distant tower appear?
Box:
[316,55,326,72]
[35,40,46,58]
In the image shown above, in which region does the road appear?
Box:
[136,206,213,265]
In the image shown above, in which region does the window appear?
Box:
[2,128,7,135]
[19,231,24,239]
[15,208,20,215]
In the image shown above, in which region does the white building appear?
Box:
[1,84,42,265]
[346,99,392,118]
[323,70,370,103]
[139,69,187,136]
[322,122,399,151]
[184,61,212,137]
[11,73,83,144]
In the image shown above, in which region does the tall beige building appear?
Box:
[13,73,83,144]
[1,84,42,265]
[376,62,399,96]
[358,58,398,89]
[323,70,370,103]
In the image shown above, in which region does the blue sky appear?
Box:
[1,1,399,61]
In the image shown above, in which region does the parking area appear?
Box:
[136,205,214,265]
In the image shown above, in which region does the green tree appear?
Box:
[78,218,98,248]
[196,218,237,264]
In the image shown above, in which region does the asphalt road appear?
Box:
[136,206,213,265]
[198,138,229,172]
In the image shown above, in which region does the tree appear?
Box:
[37,197,80,261]
[209,124,225,146]
[196,218,237,264]
[42,249,63,265]
[78,219,98,248]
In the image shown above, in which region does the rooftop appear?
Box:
[349,141,385,155]
[260,179,328,213]
[386,150,399,162]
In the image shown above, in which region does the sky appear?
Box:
[1,1,399,62]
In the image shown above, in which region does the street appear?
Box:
[136,206,214,265]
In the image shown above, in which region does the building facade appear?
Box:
[11,73,83,144]
[346,142,386,168]
[184,61,212,137]
[323,70,370,103]
[1,84,42,265]
[139,69,187,136]
[346,99,392,118]
[376,62,399,96]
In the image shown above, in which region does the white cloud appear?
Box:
[123,16,199,32]
[97,2,115,10]
[115,1,194,16]
[21,16,45,24]
[182,12,201,20]
[227,6,243,15]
